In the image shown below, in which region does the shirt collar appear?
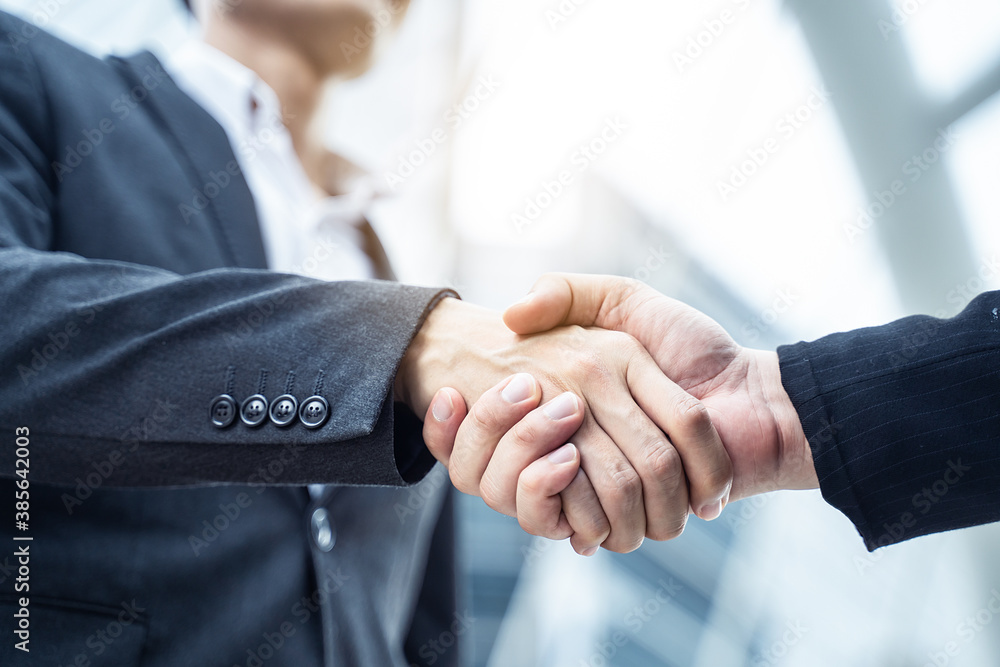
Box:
[160,39,384,232]
[161,39,284,150]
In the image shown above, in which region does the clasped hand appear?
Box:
[398,274,815,556]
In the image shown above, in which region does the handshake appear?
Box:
[395,273,820,556]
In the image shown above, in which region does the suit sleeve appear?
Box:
[777,291,1000,550]
[0,20,451,489]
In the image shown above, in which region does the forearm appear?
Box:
[0,246,453,487]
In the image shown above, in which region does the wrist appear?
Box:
[753,349,818,491]
[397,297,513,417]
[397,297,456,415]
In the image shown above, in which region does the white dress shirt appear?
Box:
[162,39,378,283]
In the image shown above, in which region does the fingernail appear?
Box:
[547,442,576,465]
[431,391,454,422]
[581,546,598,557]
[512,292,535,307]
[501,373,536,404]
[698,499,723,522]
[543,392,579,420]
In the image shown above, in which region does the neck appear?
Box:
[202,20,331,189]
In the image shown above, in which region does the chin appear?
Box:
[339,56,376,80]
[329,29,396,79]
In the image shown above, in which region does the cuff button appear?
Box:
[240,394,269,427]
[210,394,237,429]
[269,394,298,427]
[299,396,329,429]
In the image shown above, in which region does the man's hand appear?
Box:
[398,297,732,554]
[503,274,818,501]
[423,380,605,552]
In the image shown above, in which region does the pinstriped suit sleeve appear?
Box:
[777,291,1000,551]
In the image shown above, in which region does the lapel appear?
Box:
[107,51,269,270]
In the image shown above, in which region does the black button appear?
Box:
[269,394,298,427]
[209,394,237,428]
[240,394,269,427]
[299,395,329,429]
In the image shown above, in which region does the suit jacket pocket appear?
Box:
[0,595,147,667]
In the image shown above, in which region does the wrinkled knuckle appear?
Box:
[641,442,683,486]
[575,509,611,544]
[468,397,505,432]
[478,476,506,511]
[675,394,712,435]
[607,465,643,503]
[509,418,541,449]
[604,534,645,554]
[572,347,606,376]
[617,276,643,296]
[647,515,687,542]
[611,330,642,355]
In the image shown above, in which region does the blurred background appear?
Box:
[4,0,1000,664]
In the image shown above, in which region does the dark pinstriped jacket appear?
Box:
[779,290,1000,550]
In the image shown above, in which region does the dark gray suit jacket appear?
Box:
[0,11,457,666]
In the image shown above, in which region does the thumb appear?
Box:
[422,388,467,466]
[503,273,636,335]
